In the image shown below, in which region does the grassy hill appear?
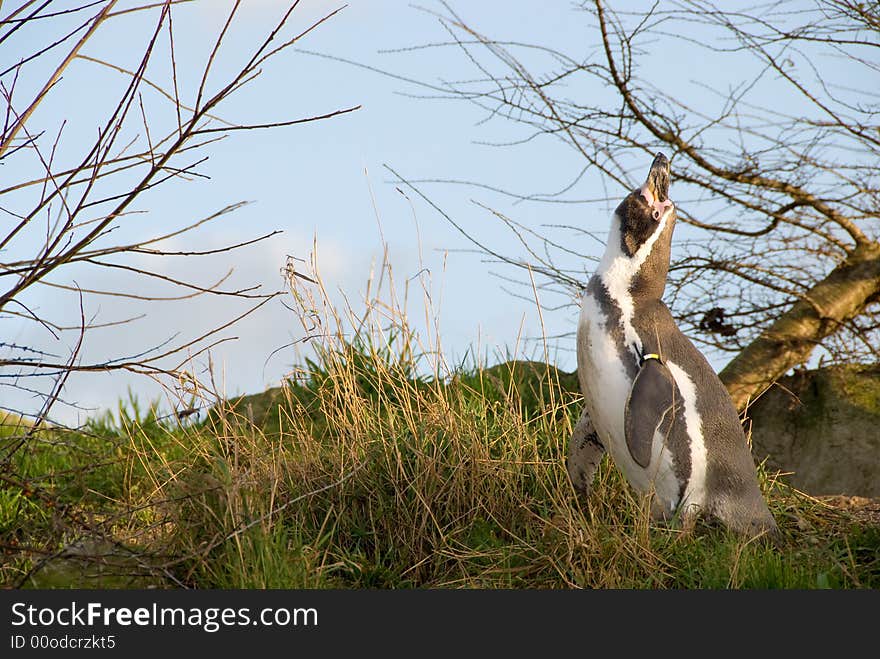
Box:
[2,341,878,589]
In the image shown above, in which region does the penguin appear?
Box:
[571,152,777,537]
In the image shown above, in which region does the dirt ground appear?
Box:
[821,495,880,526]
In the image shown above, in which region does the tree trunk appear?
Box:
[721,241,880,411]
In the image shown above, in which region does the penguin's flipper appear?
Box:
[567,408,605,498]
[625,358,676,468]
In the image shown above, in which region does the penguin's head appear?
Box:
[615,152,676,258]
[602,152,677,297]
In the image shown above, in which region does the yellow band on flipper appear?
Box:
[641,353,662,364]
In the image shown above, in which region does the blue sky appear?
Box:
[3,0,841,424]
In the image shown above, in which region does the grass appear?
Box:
[2,260,878,590]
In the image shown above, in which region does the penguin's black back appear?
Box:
[631,298,765,507]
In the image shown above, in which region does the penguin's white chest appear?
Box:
[576,287,684,512]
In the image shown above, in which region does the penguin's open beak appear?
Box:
[643,152,670,204]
